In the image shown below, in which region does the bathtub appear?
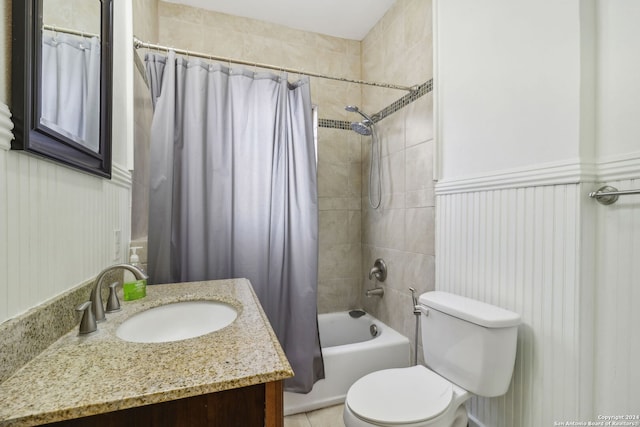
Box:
[283,311,410,415]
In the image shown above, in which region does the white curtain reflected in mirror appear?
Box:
[41,30,101,152]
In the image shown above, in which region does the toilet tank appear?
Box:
[418,291,521,397]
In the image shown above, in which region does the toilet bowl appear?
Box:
[343,366,469,427]
[343,291,521,427]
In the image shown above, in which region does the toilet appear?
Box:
[343,291,521,427]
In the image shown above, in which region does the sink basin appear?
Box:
[116,301,238,343]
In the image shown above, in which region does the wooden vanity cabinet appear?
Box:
[45,381,284,427]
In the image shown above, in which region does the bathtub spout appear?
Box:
[366,287,384,298]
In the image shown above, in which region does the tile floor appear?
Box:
[284,404,346,427]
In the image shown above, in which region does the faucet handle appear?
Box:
[76,301,97,335]
[369,258,387,282]
[105,282,121,313]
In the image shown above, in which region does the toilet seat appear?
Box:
[346,366,453,425]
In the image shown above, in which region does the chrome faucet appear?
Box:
[90,263,148,322]
[366,287,384,297]
[366,258,387,298]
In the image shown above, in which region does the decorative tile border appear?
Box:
[373,79,433,123]
[318,118,352,130]
[319,78,433,130]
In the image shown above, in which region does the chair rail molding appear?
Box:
[436,153,640,195]
[111,162,133,189]
[596,151,640,182]
[435,158,595,194]
[0,103,14,151]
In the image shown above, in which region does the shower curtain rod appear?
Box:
[43,24,99,39]
[133,37,417,92]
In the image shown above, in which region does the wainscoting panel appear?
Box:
[0,143,131,324]
[436,184,593,426]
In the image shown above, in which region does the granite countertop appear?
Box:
[0,279,293,426]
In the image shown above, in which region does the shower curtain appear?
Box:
[41,32,100,151]
[145,51,324,393]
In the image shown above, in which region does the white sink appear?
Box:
[116,301,238,343]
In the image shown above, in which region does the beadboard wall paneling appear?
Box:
[0,144,131,324]
[594,178,640,414]
[436,184,594,427]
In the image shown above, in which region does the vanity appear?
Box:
[0,279,294,426]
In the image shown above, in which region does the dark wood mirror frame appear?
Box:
[11,0,113,178]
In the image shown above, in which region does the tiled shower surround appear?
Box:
[132,1,434,353]
[359,0,435,360]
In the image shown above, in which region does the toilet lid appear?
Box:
[346,366,453,425]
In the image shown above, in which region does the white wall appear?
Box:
[435,0,639,425]
[0,0,134,324]
[113,0,135,170]
[436,0,583,180]
[592,0,640,416]
[596,0,640,161]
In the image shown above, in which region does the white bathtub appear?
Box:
[283,311,410,415]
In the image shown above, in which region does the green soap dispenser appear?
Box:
[123,246,147,301]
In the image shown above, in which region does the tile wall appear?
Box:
[43,0,101,34]
[360,0,434,361]
[140,1,364,312]
[135,2,434,321]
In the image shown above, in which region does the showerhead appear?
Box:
[345,105,375,123]
[346,106,381,209]
[351,121,372,136]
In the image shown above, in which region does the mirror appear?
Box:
[11,0,113,178]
